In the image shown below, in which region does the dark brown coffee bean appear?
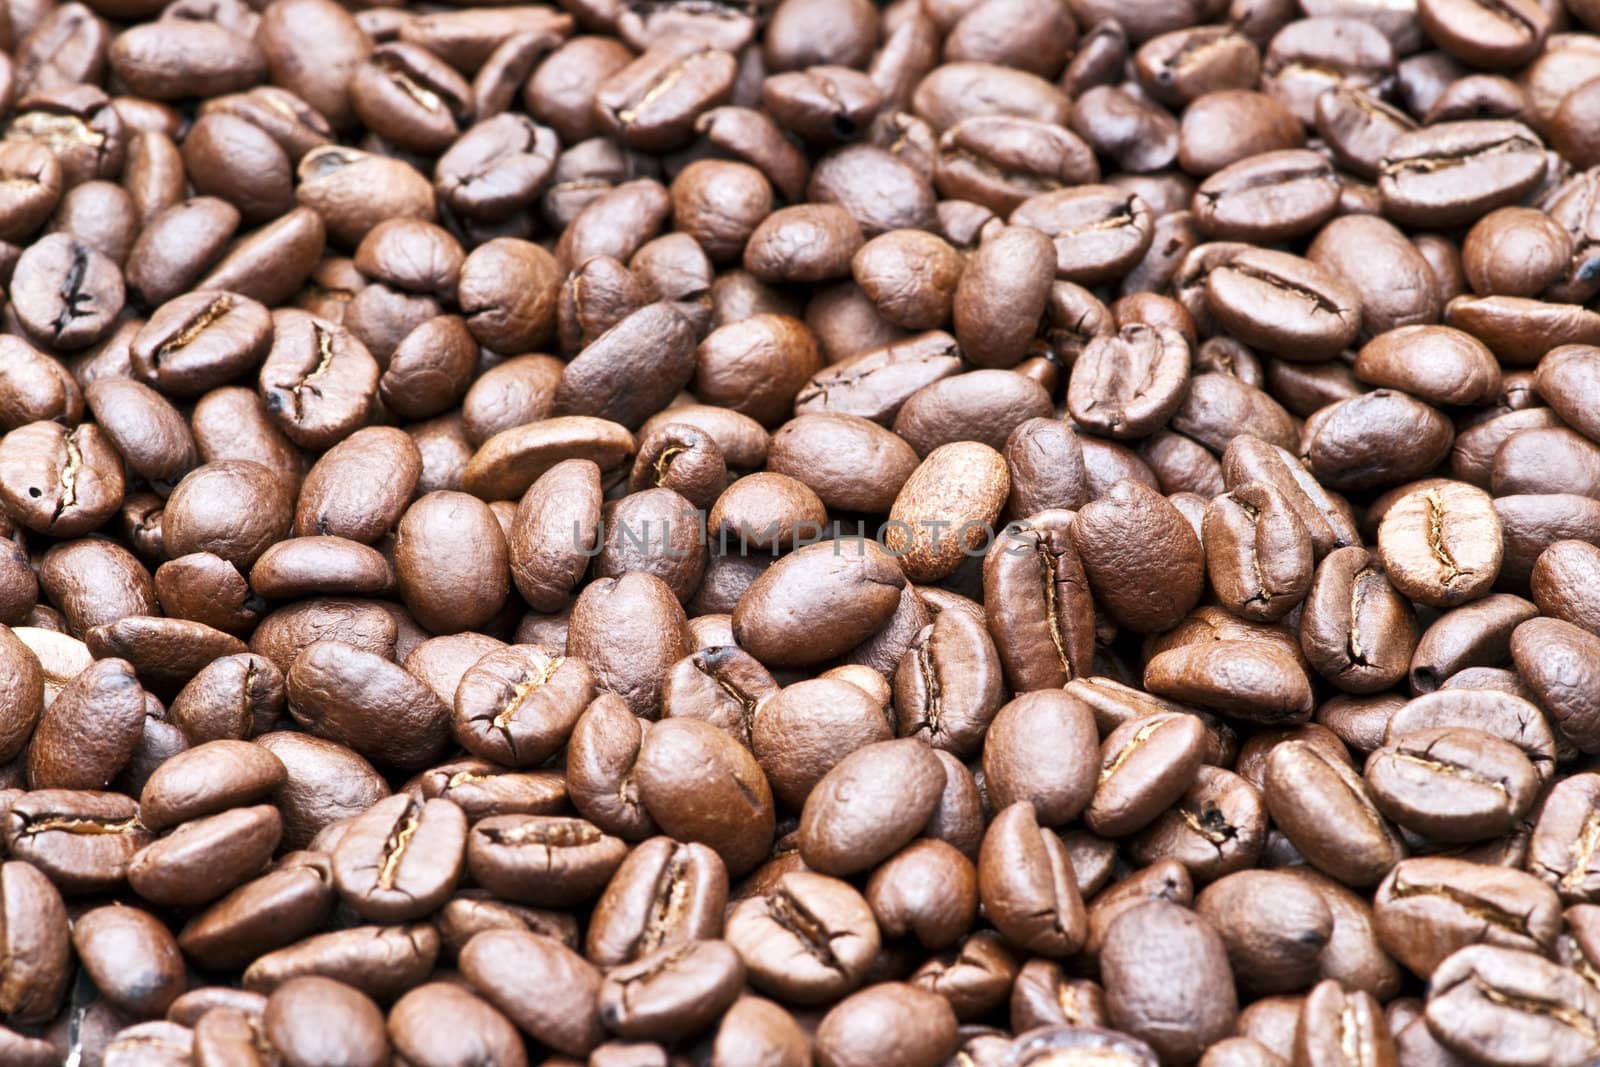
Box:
[1204,247,1361,360]
[1366,725,1539,842]
[286,639,450,770]
[1101,901,1237,1063]
[1354,325,1500,407]
[733,539,905,667]
[0,859,68,1025]
[73,903,185,1017]
[814,982,958,1067]
[388,982,528,1067]
[138,739,285,832]
[1303,392,1454,492]
[950,224,1053,369]
[11,232,122,350]
[1203,482,1313,623]
[598,939,745,1042]
[1263,740,1404,888]
[1378,120,1546,228]
[393,491,509,636]
[3,788,152,893]
[328,794,464,922]
[894,369,1054,456]
[595,43,736,153]
[636,717,773,878]
[460,929,604,1057]
[1073,479,1204,634]
[464,813,623,910]
[1299,547,1417,694]
[26,656,144,790]
[1374,857,1558,981]
[1067,86,1179,173]
[1376,481,1502,608]
[1196,150,1340,242]
[579,836,720,963]
[1068,325,1190,440]
[1425,945,1600,1067]
[977,802,1086,958]
[452,644,594,768]
[799,739,944,877]
[981,511,1094,692]
[128,803,281,908]
[748,678,888,812]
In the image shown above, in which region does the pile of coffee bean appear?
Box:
[13,0,1600,1063]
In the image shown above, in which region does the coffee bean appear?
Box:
[1101,901,1237,1064]
[1074,479,1204,633]
[1263,740,1405,888]
[1205,246,1362,360]
[1203,481,1314,623]
[1085,712,1209,837]
[73,903,187,1017]
[978,803,1086,958]
[11,232,123,350]
[798,738,943,876]
[3,788,152,893]
[1374,857,1560,978]
[285,639,451,770]
[128,804,282,908]
[461,929,604,1056]
[1425,945,1600,1066]
[1299,547,1418,694]
[1068,325,1191,440]
[388,982,527,1067]
[598,939,745,1042]
[1196,149,1340,242]
[814,983,958,1067]
[0,859,69,1024]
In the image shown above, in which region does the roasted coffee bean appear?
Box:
[243,921,440,1001]
[467,813,624,908]
[1263,740,1405,888]
[1374,857,1560,977]
[0,859,69,1025]
[388,982,528,1067]
[1204,247,1362,360]
[982,690,1099,828]
[982,511,1094,692]
[1100,901,1237,1064]
[977,803,1086,958]
[11,233,123,350]
[1299,547,1417,694]
[799,739,944,876]
[453,644,594,768]
[73,903,186,1017]
[460,928,605,1056]
[635,717,773,877]
[814,982,958,1067]
[138,739,285,831]
[1376,480,1502,608]
[1425,945,1600,1066]
[1379,121,1547,228]
[1067,325,1191,440]
[1366,725,1539,842]
[1074,479,1204,634]
[0,421,125,537]
[286,639,451,770]
[128,804,281,908]
[3,789,152,893]
[331,795,465,921]
[1203,482,1313,623]
[1195,150,1340,242]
